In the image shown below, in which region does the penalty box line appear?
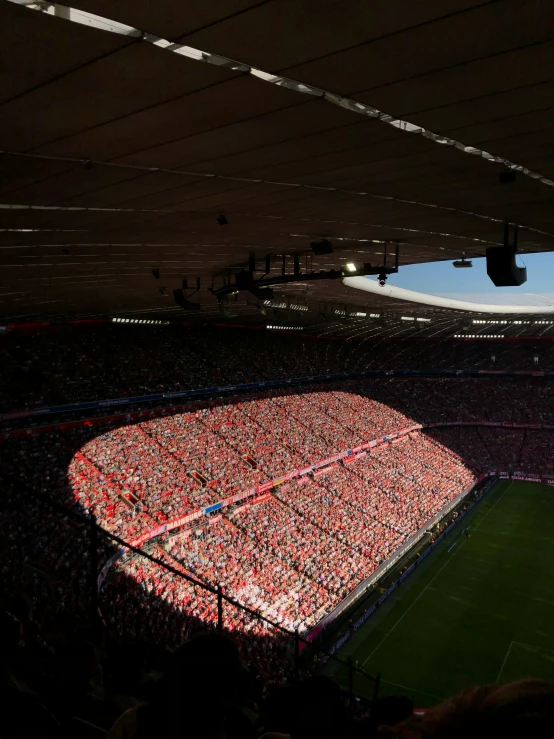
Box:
[496,640,554,683]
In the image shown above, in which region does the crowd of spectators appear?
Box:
[2,324,553,414]
[3,358,554,737]
[3,384,554,663]
[169,518,329,633]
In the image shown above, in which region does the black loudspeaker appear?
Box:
[486,247,527,287]
[173,289,200,311]
[310,239,333,255]
[173,288,186,307]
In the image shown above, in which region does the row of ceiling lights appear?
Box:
[266,325,303,331]
[473,319,551,325]
[112,317,169,325]
[263,300,309,311]
[333,309,381,317]
[453,334,505,339]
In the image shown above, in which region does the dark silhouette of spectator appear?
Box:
[0,609,59,739]
[378,679,554,739]
[108,633,242,739]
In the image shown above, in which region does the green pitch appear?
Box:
[325,480,554,707]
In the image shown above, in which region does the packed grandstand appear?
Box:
[2,328,554,698]
[4,0,554,733]
[1,325,553,415]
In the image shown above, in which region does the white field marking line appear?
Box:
[363,481,513,667]
[362,541,467,666]
[512,641,554,654]
[496,641,554,684]
[379,678,444,702]
[496,640,514,683]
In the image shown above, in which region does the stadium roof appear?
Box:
[2,0,554,336]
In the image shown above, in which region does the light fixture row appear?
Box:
[453,334,505,339]
[473,319,509,324]
[266,325,303,331]
[112,317,169,325]
[334,309,381,318]
[263,300,309,311]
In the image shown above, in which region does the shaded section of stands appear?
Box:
[2,324,553,414]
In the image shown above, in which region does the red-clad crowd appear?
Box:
[169,518,329,633]
[2,379,554,691]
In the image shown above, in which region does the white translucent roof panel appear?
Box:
[0,2,132,104]
[68,0,265,39]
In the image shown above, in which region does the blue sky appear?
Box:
[372,252,554,303]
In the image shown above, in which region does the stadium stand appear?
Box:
[4,0,554,732]
[1,326,553,414]
[3,383,554,645]
[2,331,554,737]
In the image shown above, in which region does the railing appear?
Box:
[5,414,554,638]
[73,421,554,591]
[3,410,554,704]
[96,424,424,569]
[2,475,380,704]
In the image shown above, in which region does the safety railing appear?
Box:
[1,474,380,706]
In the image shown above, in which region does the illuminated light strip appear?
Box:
[473,319,532,325]
[286,230,501,248]
[8,0,554,192]
[328,308,380,319]
[3,150,554,244]
[263,299,309,311]
[112,317,169,325]
[281,223,506,247]
[266,324,303,331]
[0,243,265,251]
[339,312,460,344]
[0,202,173,214]
[9,0,140,35]
[0,228,87,232]
[343,276,554,314]
[453,334,505,338]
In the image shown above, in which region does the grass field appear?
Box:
[325,480,554,707]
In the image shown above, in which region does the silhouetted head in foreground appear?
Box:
[135,632,242,739]
[379,679,554,739]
